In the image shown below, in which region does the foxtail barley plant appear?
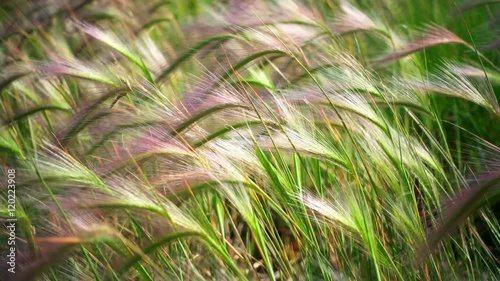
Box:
[0,0,499,280]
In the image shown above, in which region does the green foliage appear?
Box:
[0,0,499,280]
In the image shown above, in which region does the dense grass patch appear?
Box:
[1,0,499,280]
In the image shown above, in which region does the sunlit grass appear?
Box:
[1,0,499,280]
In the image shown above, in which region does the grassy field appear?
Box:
[0,0,499,280]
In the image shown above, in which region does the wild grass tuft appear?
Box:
[1,0,499,280]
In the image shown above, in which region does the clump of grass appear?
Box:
[1,0,499,280]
